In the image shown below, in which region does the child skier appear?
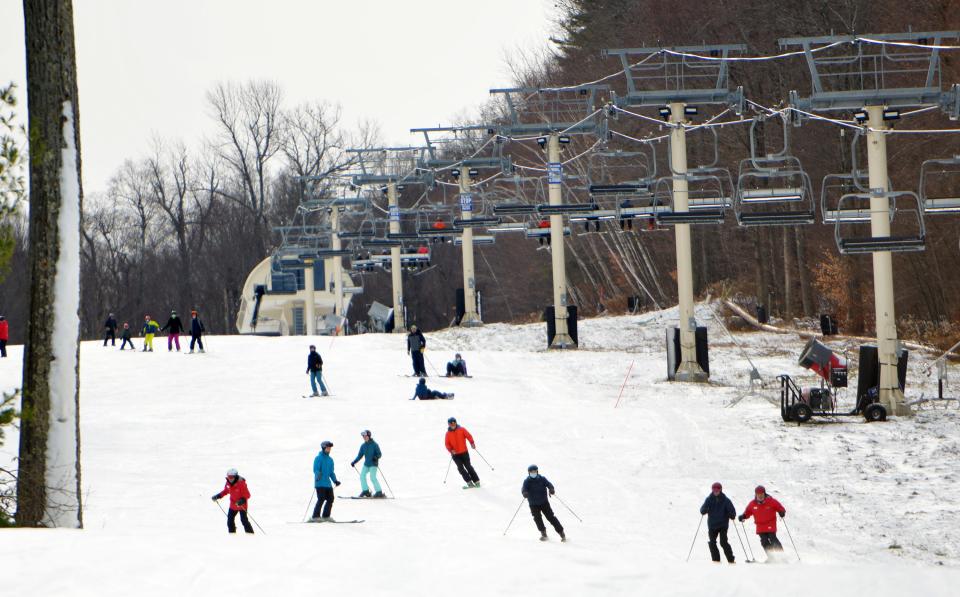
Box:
[306,345,328,397]
[406,324,427,376]
[445,417,479,488]
[522,465,565,542]
[738,485,786,555]
[445,353,468,377]
[700,482,736,563]
[119,322,134,350]
[161,310,185,351]
[189,310,205,353]
[211,468,254,534]
[350,430,384,498]
[411,378,453,400]
[312,440,341,521]
[141,315,160,352]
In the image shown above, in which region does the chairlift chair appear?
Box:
[833,190,926,254]
[919,155,960,215]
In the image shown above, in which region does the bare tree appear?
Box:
[17,0,83,528]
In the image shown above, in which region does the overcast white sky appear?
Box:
[0,0,555,194]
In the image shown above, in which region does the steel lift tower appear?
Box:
[781,31,960,415]
[604,44,746,381]
[490,85,607,348]
[348,146,434,333]
[411,125,511,326]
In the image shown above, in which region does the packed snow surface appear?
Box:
[1,305,958,596]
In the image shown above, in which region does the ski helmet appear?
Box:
[712,482,722,491]
[527,464,538,472]
[321,441,333,449]
[755,485,766,495]
[361,430,371,438]
[447,417,457,425]
[226,468,238,477]
[455,353,462,359]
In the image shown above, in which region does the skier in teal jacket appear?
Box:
[350,430,384,498]
[311,441,340,521]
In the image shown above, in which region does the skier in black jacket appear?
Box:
[406,325,427,376]
[306,345,328,397]
[522,465,565,542]
[189,310,205,353]
[700,482,736,563]
[103,313,118,346]
[161,310,185,352]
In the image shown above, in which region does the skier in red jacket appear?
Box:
[211,468,254,533]
[0,315,8,358]
[445,417,480,488]
[738,485,785,554]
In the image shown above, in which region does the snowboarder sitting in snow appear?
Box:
[411,378,453,400]
[738,485,786,555]
[119,322,133,350]
[522,465,565,542]
[700,482,736,563]
[312,440,341,521]
[350,430,384,498]
[445,417,480,488]
[306,345,328,397]
[445,353,468,377]
[211,468,254,534]
[407,324,427,376]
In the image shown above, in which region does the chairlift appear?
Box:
[833,190,926,254]
[651,174,728,225]
[919,155,960,215]
[735,116,816,226]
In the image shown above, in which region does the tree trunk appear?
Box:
[753,228,768,316]
[783,229,794,321]
[17,0,83,528]
[795,227,815,317]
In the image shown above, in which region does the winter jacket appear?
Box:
[742,496,785,534]
[191,317,205,335]
[216,476,251,511]
[104,317,117,331]
[162,316,185,334]
[414,379,433,399]
[407,330,426,352]
[0,320,8,341]
[448,358,468,375]
[522,474,555,506]
[313,451,339,488]
[444,425,474,455]
[307,351,323,373]
[351,439,382,467]
[121,328,131,340]
[142,320,160,335]
[700,492,736,530]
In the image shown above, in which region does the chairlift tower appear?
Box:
[604,43,746,382]
[781,31,960,416]
[412,125,511,327]
[348,147,434,333]
[490,85,608,348]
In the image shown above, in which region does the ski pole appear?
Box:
[472,447,495,471]
[781,516,801,562]
[301,490,315,522]
[246,511,267,535]
[613,359,635,408]
[377,466,396,498]
[740,520,757,562]
[733,520,753,563]
[686,515,705,562]
[503,498,527,535]
[214,499,228,517]
[443,457,453,484]
[424,352,442,377]
[552,494,583,523]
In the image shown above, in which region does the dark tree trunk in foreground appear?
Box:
[16,0,83,528]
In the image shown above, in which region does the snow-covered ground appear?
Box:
[1,305,958,596]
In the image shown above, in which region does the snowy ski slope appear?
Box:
[1,305,958,596]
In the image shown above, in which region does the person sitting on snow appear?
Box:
[445,353,468,377]
[411,377,453,400]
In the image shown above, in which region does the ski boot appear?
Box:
[373,491,386,499]
[539,532,548,542]
[321,391,329,397]
[359,490,372,498]
[560,532,567,543]
[463,481,476,489]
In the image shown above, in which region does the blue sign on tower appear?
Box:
[548,162,562,185]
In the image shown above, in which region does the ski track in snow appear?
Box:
[0,306,958,596]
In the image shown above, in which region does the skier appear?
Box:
[189,309,205,353]
[119,322,134,350]
[103,313,117,347]
[522,465,565,542]
[306,344,328,397]
[407,324,427,376]
[411,378,453,400]
[738,485,786,555]
[141,315,160,352]
[211,468,254,534]
[350,430,384,498]
[0,315,7,358]
[445,417,480,488]
[161,310,185,351]
[312,440,341,521]
[700,482,736,563]
[445,353,468,377]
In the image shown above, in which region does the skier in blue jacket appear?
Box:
[700,482,736,563]
[350,430,384,498]
[311,441,341,521]
[522,465,565,542]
